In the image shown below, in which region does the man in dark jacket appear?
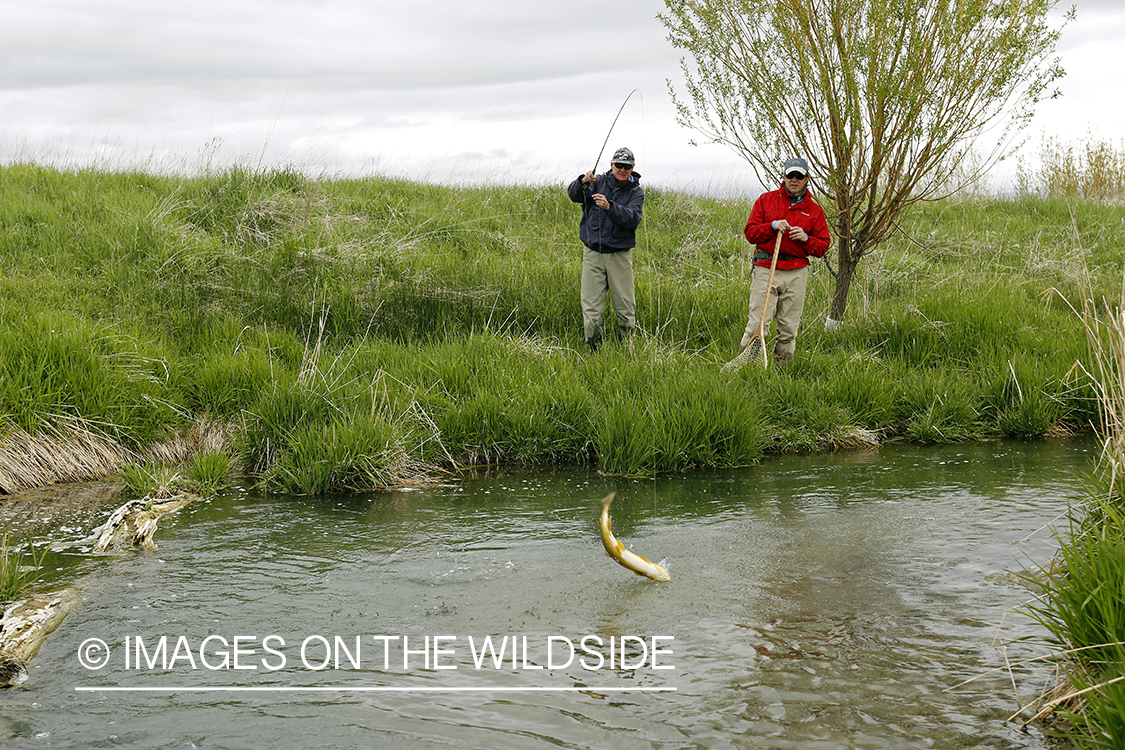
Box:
[567,147,645,351]
[739,157,830,366]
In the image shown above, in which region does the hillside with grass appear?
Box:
[1,162,1122,492]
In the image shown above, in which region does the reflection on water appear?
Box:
[1,439,1094,748]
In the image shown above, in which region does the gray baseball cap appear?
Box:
[783,158,809,177]
[611,147,636,166]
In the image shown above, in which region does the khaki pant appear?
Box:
[581,247,635,344]
[739,264,810,361]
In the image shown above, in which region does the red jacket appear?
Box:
[744,186,830,271]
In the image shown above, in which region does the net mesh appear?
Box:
[720,336,765,373]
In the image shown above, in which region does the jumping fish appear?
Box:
[598,493,670,582]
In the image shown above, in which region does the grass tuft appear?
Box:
[185,450,234,496]
[117,462,186,499]
[0,533,48,604]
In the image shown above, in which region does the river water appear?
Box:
[1,439,1096,748]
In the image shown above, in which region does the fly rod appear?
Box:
[590,89,639,174]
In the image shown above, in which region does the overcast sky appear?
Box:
[1,1,1121,194]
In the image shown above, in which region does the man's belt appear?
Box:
[586,243,626,254]
[753,249,800,262]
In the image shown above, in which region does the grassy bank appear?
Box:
[1,164,1122,490]
[1014,288,1125,747]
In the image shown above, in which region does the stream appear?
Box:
[0,438,1095,749]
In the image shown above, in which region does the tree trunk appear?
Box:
[829,236,859,322]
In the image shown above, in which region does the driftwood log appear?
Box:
[0,588,81,686]
[88,493,197,552]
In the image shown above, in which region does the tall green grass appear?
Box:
[0,305,183,443]
[1024,496,1125,747]
[0,163,1119,486]
[1013,282,1125,745]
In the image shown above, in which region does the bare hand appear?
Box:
[582,170,596,184]
[788,225,808,242]
[592,193,610,210]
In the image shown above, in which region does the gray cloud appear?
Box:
[1053,3,1125,52]
[2,1,672,91]
[1,0,1120,192]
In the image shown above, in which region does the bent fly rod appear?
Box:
[591,88,639,174]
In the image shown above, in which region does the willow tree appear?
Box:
[660,0,1068,322]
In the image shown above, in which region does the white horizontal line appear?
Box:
[75,686,677,693]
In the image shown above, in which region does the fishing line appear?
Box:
[634,88,648,248]
[634,90,654,338]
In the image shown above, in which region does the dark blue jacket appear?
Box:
[567,171,644,252]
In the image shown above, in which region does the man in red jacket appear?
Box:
[739,157,831,366]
